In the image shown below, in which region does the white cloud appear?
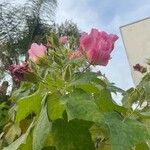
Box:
[56,0,101,31]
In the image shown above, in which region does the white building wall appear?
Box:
[121,17,150,85]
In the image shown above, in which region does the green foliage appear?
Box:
[57,20,81,49]
[0,33,150,150]
[0,0,80,86]
[138,73,150,100]
[47,94,65,121]
[135,143,149,150]
[104,112,150,150]
[3,121,34,150]
[94,89,127,113]
[65,89,103,122]
[0,0,57,82]
[15,85,44,123]
[33,105,51,150]
[0,102,9,132]
[52,119,95,150]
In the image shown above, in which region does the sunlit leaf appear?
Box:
[47,94,65,121]
[33,105,51,150]
[15,85,44,123]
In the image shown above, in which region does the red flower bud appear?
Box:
[133,64,147,73]
[9,63,32,81]
[59,36,68,45]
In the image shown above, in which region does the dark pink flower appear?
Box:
[28,43,47,63]
[69,50,82,60]
[9,63,31,81]
[59,36,68,44]
[80,28,118,66]
[133,64,147,73]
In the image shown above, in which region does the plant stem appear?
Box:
[82,63,91,72]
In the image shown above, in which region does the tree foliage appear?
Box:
[0,0,57,79]
[0,0,80,85]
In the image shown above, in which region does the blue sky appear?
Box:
[56,0,150,90]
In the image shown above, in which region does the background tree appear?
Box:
[0,0,81,80]
[50,20,81,49]
[0,0,57,79]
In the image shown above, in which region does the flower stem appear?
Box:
[82,63,91,72]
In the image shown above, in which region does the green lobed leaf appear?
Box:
[65,88,150,150]
[68,72,106,93]
[19,134,32,150]
[3,121,34,150]
[52,119,95,150]
[107,83,125,94]
[44,74,65,92]
[33,105,51,150]
[104,112,150,150]
[94,89,127,113]
[5,124,21,144]
[10,82,37,101]
[65,89,104,122]
[47,94,65,121]
[15,85,44,123]
[136,111,150,119]
[53,54,62,66]
[0,102,9,129]
[49,33,59,47]
[90,124,111,150]
[135,142,149,150]
[62,65,71,81]
[122,88,140,108]
[138,73,150,100]
[42,146,56,150]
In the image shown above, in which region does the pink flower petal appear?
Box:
[28,43,47,63]
[79,28,118,66]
